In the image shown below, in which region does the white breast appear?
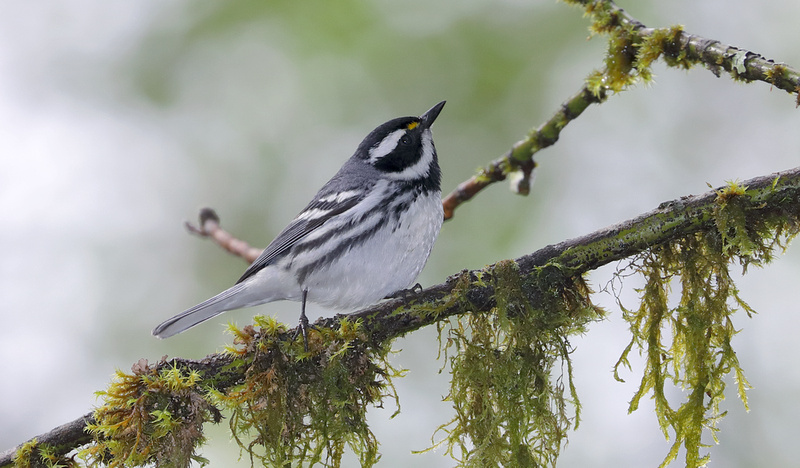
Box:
[300,190,443,309]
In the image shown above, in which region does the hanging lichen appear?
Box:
[208,315,402,468]
[433,260,604,466]
[614,181,799,468]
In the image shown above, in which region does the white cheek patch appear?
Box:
[386,129,434,180]
[368,129,406,164]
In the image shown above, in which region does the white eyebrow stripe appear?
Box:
[368,129,406,163]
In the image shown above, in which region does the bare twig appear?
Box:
[185,208,263,264]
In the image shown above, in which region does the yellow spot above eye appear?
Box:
[406,121,419,130]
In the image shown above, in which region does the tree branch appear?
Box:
[0,413,94,467]
[180,1,800,246]
[441,0,800,220]
[342,165,800,339]
[6,164,800,466]
[645,26,800,96]
[572,0,800,97]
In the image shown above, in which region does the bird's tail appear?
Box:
[152,282,255,338]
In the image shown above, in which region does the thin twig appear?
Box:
[185,208,263,264]
[570,0,800,97]
[654,27,800,98]
[442,0,800,220]
[442,85,605,220]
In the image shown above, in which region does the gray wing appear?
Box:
[235,193,362,284]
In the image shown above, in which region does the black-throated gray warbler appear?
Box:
[153,101,446,347]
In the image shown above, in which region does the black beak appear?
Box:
[419,101,446,129]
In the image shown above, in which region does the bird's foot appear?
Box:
[292,314,319,352]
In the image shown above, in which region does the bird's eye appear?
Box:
[399,134,412,146]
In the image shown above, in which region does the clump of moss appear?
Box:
[12,439,79,468]
[435,260,603,466]
[16,440,80,468]
[73,314,402,468]
[82,359,219,468]
[209,315,401,467]
[11,439,38,468]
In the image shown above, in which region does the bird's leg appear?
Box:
[384,283,424,301]
[294,288,311,351]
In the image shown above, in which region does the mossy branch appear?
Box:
[0,415,95,468]
[440,0,800,221]
[6,165,800,467]
[344,166,800,338]
[441,85,603,220]
[567,0,800,96]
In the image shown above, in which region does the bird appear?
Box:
[152,101,446,349]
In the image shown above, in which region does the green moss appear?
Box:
[603,31,638,92]
[77,315,401,468]
[613,182,799,468]
[764,63,788,88]
[209,315,399,467]
[434,260,603,466]
[583,1,617,36]
[81,362,217,468]
[565,0,700,95]
[585,69,608,98]
[636,26,689,72]
[12,439,38,468]
[658,26,692,70]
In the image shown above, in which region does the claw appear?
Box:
[292,313,311,352]
[292,289,313,351]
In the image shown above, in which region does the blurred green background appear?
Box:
[2,1,799,466]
